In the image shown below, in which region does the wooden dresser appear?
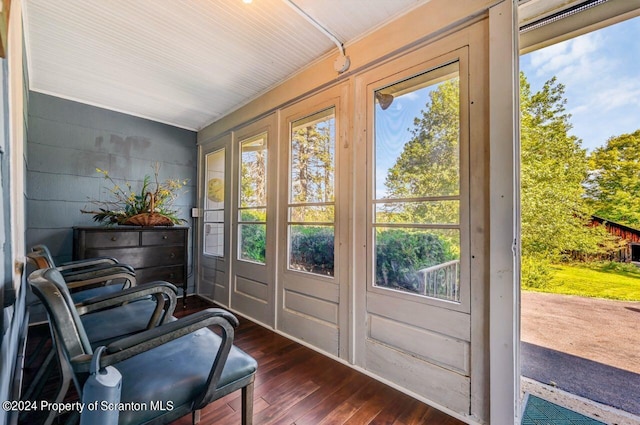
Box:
[73,226,189,305]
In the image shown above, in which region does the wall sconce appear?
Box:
[375,92,394,110]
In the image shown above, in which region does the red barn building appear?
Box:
[591,215,640,262]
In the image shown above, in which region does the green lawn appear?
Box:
[524,262,640,301]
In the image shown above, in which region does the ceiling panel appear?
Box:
[23,0,428,131]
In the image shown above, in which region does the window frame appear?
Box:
[366,48,471,313]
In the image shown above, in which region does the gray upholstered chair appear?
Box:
[23,275,178,425]
[28,244,137,302]
[28,268,257,425]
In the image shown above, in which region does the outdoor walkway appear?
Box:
[521,291,640,416]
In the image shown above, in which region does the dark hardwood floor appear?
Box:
[170,296,465,425]
[21,296,464,424]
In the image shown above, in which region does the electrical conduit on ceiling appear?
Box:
[281,0,351,73]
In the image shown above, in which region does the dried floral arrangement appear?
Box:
[82,162,188,226]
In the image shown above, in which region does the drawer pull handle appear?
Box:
[111,237,117,241]
[170,253,176,258]
[162,235,168,240]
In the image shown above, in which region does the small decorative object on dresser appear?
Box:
[73,226,189,307]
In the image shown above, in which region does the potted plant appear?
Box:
[82,162,187,226]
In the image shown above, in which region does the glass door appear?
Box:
[355,44,476,416]
[197,135,231,306]
[230,115,277,326]
[277,84,349,357]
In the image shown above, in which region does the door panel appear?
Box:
[198,136,231,307]
[230,115,277,326]
[355,34,479,416]
[277,84,348,357]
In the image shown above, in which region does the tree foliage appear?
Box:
[587,129,640,227]
[520,73,614,261]
[381,78,460,229]
[240,141,267,208]
[291,121,335,206]
[385,79,459,197]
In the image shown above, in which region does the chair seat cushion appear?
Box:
[114,327,257,425]
[81,300,169,346]
[70,284,124,303]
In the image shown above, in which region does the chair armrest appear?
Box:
[64,268,137,291]
[71,308,238,374]
[56,257,120,272]
[61,264,135,281]
[75,281,178,315]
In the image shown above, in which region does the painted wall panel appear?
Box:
[367,292,471,342]
[365,340,470,415]
[279,309,339,356]
[284,289,338,325]
[235,275,268,302]
[369,314,470,375]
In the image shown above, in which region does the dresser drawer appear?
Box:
[84,231,139,248]
[141,230,185,246]
[136,266,185,285]
[83,246,184,269]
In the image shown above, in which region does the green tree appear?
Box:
[520,73,613,265]
[587,129,640,227]
[291,121,335,205]
[384,79,459,225]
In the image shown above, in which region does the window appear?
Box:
[288,108,336,276]
[203,148,225,257]
[373,62,461,302]
[238,133,267,264]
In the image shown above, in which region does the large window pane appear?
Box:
[288,108,336,276]
[375,228,460,302]
[239,223,266,264]
[289,225,335,276]
[204,149,225,257]
[290,109,335,204]
[240,133,267,208]
[238,133,267,264]
[373,62,461,302]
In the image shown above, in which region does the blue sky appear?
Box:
[520,16,640,152]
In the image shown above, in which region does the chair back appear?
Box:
[28,245,57,269]
[28,268,93,359]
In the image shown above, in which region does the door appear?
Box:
[354,28,487,417]
[197,135,232,306]
[230,115,277,326]
[277,84,350,357]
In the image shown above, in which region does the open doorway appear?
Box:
[519,7,640,423]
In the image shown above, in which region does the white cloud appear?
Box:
[570,78,640,115]
[528,32,610,85]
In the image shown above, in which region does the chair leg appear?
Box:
[242,381,254,425]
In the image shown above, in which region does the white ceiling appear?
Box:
[23,0,429,131]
